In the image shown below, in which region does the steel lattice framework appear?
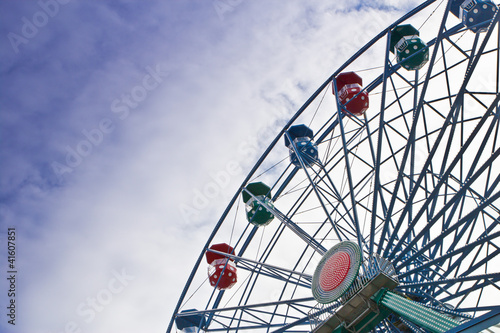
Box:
[168,1,500,332]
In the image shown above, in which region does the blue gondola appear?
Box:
[175,309,206,333]
[450,0,498,33]
[284,124,319,168]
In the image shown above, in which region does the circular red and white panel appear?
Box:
[312,241,362,304]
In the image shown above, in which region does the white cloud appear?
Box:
[0,1,420,332]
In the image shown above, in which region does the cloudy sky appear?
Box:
[0,1,424,332]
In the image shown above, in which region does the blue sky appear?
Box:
[0,1,421,332]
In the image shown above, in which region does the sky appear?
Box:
[0,1,424,332]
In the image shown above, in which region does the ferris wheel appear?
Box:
[168,0,500,332]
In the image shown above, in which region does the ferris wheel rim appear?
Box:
[167,1,500,332]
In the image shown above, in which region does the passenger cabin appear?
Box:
[242,182,274,227]
[390,24,429,70]
[205,243,237,290]
[334,72,369,117]
[175,309,206,333]
[450,0,498,33]
[284,124,319,167]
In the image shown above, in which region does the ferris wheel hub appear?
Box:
[311,241,362,304]
[318,251,351,291]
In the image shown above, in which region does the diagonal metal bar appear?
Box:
[379,1,456,257]
[369,30,393,259]
[332,79,364,252]
[206,248,312,288]
[396,194,500,273]
[393,144,500,266]
[389,88,500,263]
[385,3,500,261]
[285,132,346,241]
[243,188,327,256]
[397,230,500,278]
[397,273,500,289]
